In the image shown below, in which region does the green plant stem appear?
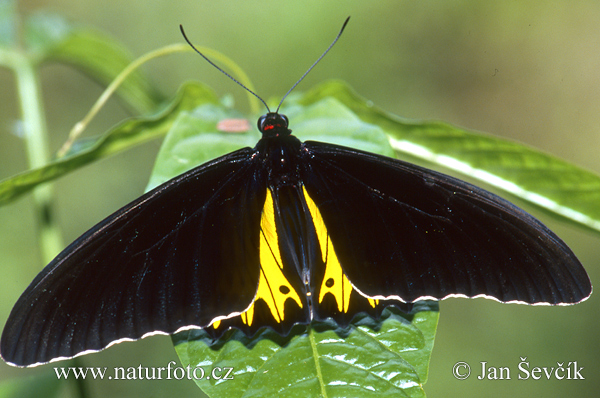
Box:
[57,43,260,157]
[14,54,63,264]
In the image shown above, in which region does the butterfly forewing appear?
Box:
[300,141,592,305]
[1,148,267,367]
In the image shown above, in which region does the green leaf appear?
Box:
[174,304,438,398]
[146,89,396,191]
[24,12,161,113]
[146,105,258,190]
[146,92,395,189]
[300,81,600,233]
[0,82,217,205]
[0,8,160,113]
[284,96,396,157]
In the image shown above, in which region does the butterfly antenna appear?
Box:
[276,16,350,113]
[180,25,271,112]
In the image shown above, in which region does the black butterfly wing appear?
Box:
[301,141,592,306]
[1,148,267,367]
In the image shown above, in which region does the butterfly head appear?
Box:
[258,113,291,138]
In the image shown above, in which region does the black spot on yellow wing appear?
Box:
[302,186,378,312]
[212,189,304,330]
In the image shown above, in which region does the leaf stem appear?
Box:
[57,43,260,157]
[14,53,63,263]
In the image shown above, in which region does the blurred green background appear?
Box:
[1,0,599,397]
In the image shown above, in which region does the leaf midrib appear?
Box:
[308,326,328,398]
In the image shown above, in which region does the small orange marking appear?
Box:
[216,118,250,133]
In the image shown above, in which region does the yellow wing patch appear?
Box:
[239,189,303,327]
[212,187,380,331]
[303,186,378,312]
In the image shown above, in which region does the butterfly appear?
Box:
[0,17,592,368]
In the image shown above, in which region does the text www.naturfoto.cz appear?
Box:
[54,361,234,381]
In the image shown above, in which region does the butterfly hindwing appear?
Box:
[208,181,407,334]
[300,141,592,305]
[1,148,268,367]
[207,186,313,336]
